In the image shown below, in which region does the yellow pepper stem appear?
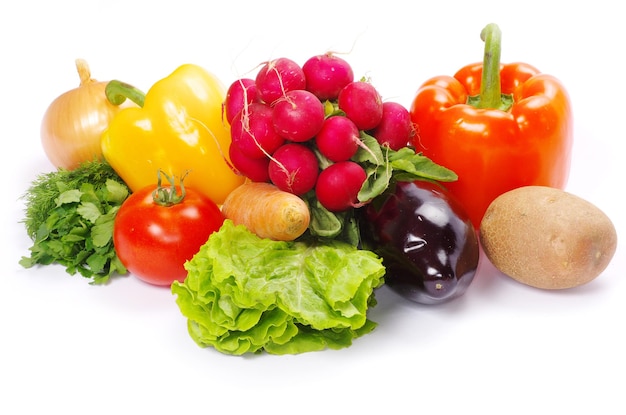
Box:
[105,80,146,108]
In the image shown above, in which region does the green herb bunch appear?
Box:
[20,159,130,284]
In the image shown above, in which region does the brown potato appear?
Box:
[479,186,617,289]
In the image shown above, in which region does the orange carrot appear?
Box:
[221,182,310,241]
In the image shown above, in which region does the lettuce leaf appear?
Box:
[171,220,385,355]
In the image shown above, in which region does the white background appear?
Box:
[1,1,624,414]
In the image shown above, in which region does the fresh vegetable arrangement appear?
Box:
[169,53,466,353]
[19,23,618,355]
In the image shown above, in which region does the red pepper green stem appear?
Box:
[105,80,146,108]
[152,170,188,207]
[472,23,512,111]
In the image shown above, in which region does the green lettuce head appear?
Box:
[171,220,385,355]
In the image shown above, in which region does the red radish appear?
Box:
[230,102,284,159]
[315,116,360,162]
[255,57,306,105]
[229,142,270,182]
[268,143,319,195]
[223,78,258,124]
[338,81,383,130]
[302,53,354,101]
[272,89,325,142]
[315,161,367,212]
[368,101,413,150]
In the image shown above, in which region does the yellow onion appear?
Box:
[40,59,136,169]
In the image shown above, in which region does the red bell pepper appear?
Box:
[410,23,573,229]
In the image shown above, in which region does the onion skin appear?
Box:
[40,59,136,170]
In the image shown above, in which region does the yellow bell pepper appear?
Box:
[101,63,244,205]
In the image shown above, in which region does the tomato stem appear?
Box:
[471,23,513,111]
[152,170,188,207]
[105,80,146,108]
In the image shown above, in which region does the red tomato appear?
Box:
[113,183,224,286]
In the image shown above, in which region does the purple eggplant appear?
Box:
[360,180,479,305]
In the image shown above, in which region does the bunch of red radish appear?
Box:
[223,53,413,212]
